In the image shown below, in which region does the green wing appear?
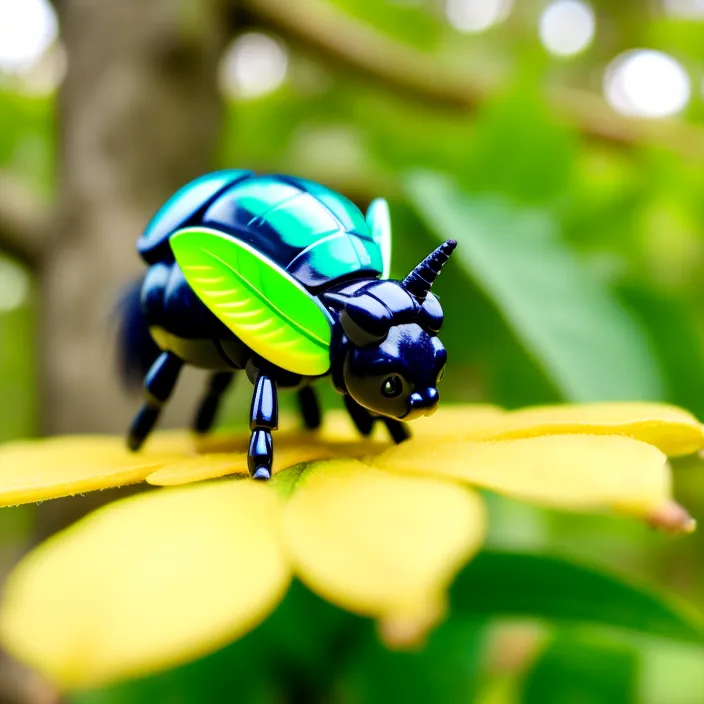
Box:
[170,227,332,376]
[366,198,392,279]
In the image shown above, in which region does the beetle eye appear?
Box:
[381,375,403,398]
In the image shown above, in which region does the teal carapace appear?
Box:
[125,169,455,481]
[137,169,253,264]
[137,171,387,289]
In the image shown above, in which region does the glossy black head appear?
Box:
[343,323,446,419]
[328,240,456,420]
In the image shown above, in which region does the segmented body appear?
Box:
[126,169,454,480]
[138,170,385,384]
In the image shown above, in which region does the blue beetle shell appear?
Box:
[137,169,253,265]
[137,172,385,290]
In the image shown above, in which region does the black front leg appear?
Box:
[343,395,410,444]
[248,373,278,480]
[382,418,411,444]
[344,394,375,437]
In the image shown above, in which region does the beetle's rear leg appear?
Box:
[249,372,278,480]
[297,385,321,431]
[128,351,184,451]
[193,372,235,434]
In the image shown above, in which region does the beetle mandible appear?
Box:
[120,170,456,480]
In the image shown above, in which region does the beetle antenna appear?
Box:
[402,239,457,302]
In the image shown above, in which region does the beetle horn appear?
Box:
[402,239,457,303]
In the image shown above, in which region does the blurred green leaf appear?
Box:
[521,631,640,704]
[640,640,704,704]
[451,551,704,644]
[619,285,704,420]
[338,618,486,704]
[462,87,576,205]
[68,639,278,704]
[257,579,365,689]
[407,172,666,402]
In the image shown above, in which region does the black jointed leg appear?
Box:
[193,372,235,434]
[383,418,411,444]
[128,351,184,451]
[344,395,375,437]
[248,373,278,480]
[297,385,321,430]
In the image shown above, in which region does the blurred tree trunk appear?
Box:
[41,0,229,434]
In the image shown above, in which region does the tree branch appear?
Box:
[244,0,704,156]
[243,0,488,109]
[0,173,49,267]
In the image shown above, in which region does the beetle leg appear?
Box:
[193,372,235,434]
[343,395,375,437]
[382,418,411,444]
[127,351,184,451]
[297,385,321,431]
[248,373,278,480]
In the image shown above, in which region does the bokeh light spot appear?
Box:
[0,259,30,313]
[604,50,690,118]
[539,0,595,57]
[445,0,513,33]
[16,44,67,96]
[219,33,288,100]
[664,0,704,18]
[0,0,57,73]
[288,125,368,176]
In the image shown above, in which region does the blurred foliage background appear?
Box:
[4,0,704,702]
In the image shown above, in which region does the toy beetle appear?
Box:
[123,170,456,479]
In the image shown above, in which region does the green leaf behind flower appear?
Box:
[406,172,665,402]
[338,618,486,704]
[521,631,640,704]
[451,551,704,644]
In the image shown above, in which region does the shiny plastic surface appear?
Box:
[201,175,384,288]
[137,169,253,264]
[171,227,332,376]
[127,170,457,480]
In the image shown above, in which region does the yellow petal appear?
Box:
[376,434,691,528]
[145,452,249,485]
[0,434,190,506]
[283,460,485,625]
[146,445,329,486]
[317,411,390,443]
[146,432,388,486]
[464,403,704,456]
[318,406,505,443]
[0,481,290,689]
[411,404,506,438]
[378,599,446,650]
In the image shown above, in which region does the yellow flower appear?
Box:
[0,402,701,691]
